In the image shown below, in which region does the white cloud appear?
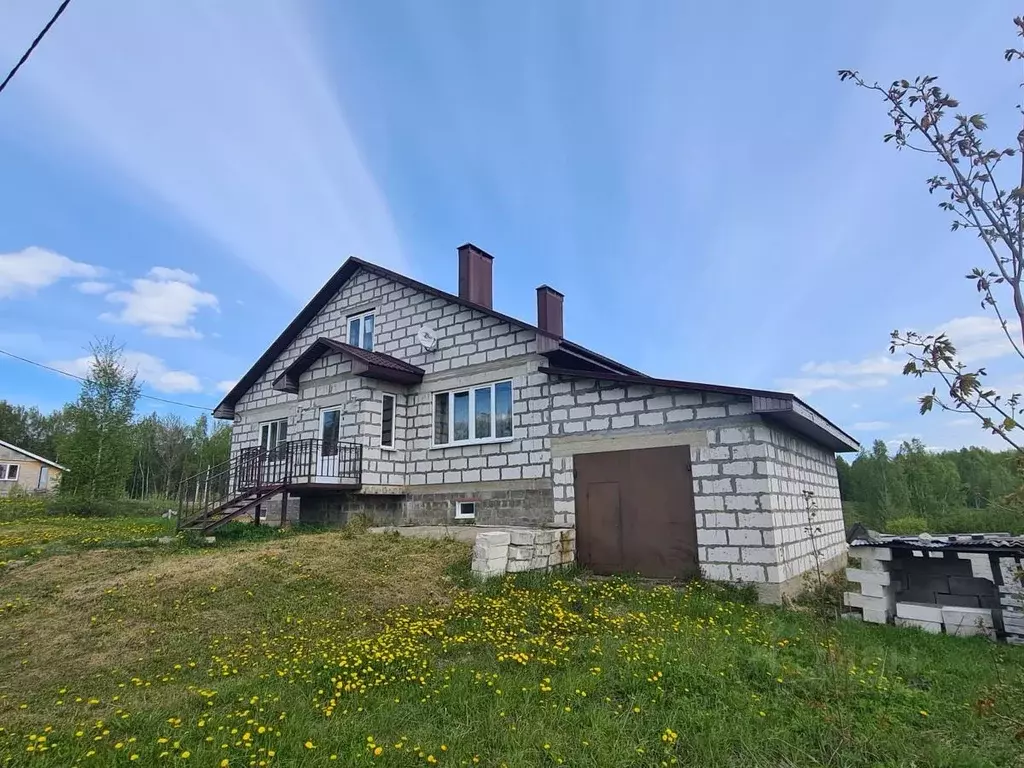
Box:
[775,376,888,398]
[0,247,99,298]
[0,2,406,298]
[780,315,1019,400]
[147,266,198,284]
[76,280,113,295]
[800,356,901,377]
[214,379,236,394]
[102,268,218,338]
[851,421,890,432]
[934,316,1018,363]
[53,350,202,393]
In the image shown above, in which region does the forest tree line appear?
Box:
[837,438,1024,532]
[1,341,230,501]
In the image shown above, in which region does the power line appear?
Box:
[0,0,73,96]
[0,348,216,413]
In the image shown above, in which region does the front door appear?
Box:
[573,445,698,579]
[317,408,342,482]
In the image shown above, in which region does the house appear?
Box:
[0,439,66,495]
[208,243,859,601]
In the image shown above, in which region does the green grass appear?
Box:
[1,521,1023,767]
[0,515,174,565]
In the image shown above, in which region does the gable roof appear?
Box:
[539,367,860,453]
[273,338,426,393]
[214,255,640,418]
[0,439,69,471]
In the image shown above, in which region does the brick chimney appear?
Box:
[536,285,564,337]
[457,243,493,309]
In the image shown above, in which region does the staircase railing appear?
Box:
[176,439,363,530]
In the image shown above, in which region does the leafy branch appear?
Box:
[839,16,1024,451]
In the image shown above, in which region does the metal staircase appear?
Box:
[177,440,362,533]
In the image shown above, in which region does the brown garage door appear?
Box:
[573,445,698,579]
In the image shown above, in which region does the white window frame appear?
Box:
[0,463,19,481]
[432,379,514,447]
[347,310,375,351]
[454,500,476,520]
[380,393,396,449]
[259,419,288,456]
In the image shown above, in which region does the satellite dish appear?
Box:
[416,325,438,351]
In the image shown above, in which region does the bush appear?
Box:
[0,495,174,519]
[47,497,174,518]
[926,507,1024,535]
[0,496,47,520]
[792,569,847,620]
[884,516,931,535]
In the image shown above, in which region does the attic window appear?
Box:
[348,311,375,351]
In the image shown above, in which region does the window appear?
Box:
[380,393,395,448]
[454,501,476,520]
[0,464,20,481]
[259,419,288,458]
[433,380,513,446]
[348,311,375,351]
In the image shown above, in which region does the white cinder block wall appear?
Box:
[228,266,847,597]
[538,376,846,599]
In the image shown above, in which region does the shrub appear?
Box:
[926,507,1024,535]
[45,497,174,518]
[0,495,47,520]
[884,516,931,535]
[792,569,848,620]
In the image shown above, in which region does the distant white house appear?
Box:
[0,438,66,495]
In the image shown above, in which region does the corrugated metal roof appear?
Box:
[848,524,1024,554]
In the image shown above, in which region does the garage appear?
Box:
[573,445,699,578]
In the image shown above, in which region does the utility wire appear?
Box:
[0,0,73,96]
[0,348,216,413]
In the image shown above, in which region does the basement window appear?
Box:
[454,500,476,520]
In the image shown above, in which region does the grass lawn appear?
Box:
[1,520,1023,767]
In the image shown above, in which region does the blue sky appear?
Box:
[1,0,1022,452]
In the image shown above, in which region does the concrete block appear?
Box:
[844,592,893,612]
[854,546,892,562]
[702,564,731,581]
[861,582,888,598]
[862,607,889,624]
[506,559,532,573]
[858,557,890,574]
[895,617,943,634]
[740,547,776,564]
[727,529,762,546]
[508,546,532,561]
[477,531,511,547]
[529,556,548,570]
[509,529,536,546]
[936,593,981,608]
[941,606,993,637]
[847,567,891,587]
[731,564,766,582]
[896,602,944,623]
[706,547,740,563]
[956,553,995,581]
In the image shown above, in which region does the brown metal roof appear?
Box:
[214,254,640,418]
[272,338,425,394]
